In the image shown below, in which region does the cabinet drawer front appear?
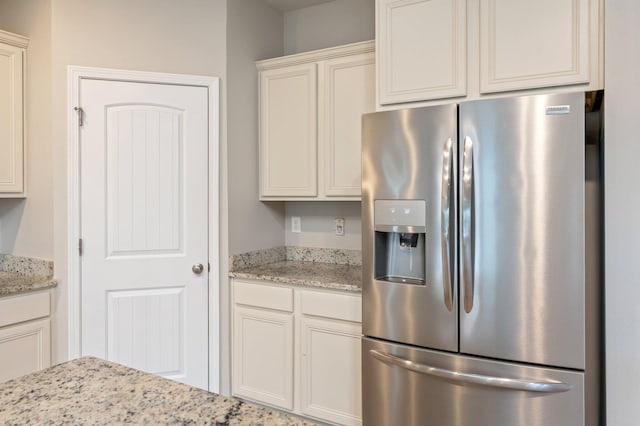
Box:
[234,281,293,312]
[0,291,50,328]
[301,290,362,323]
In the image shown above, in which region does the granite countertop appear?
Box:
[0,357,317,425]
[0,254,57,297]
[0,272,57,297]
[230,260,362,293]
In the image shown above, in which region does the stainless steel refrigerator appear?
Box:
[361,91,603,426]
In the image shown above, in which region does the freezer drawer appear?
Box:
[363,338,588,426]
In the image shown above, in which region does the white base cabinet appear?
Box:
[232,279,362,426]
[0,291,52,383]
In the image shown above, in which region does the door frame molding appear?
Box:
[67,66,220,392]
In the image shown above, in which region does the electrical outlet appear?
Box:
[335,218,345,236]
[291,216,301,233]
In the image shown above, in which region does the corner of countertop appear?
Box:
[0,253,54,279]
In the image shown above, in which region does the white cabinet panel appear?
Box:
[260,63,317,197]
[300,316,362,426]
[0,30,27,197]
[232,305,294,410]
[480,0,590,93]
[0,318,51,383]
[377,0,466,104]
[320,53,375,197]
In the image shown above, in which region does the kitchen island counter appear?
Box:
[0,357,316,425]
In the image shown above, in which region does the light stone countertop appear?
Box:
[229,260,362,293]
[0,254,57,297]
[0,357,318,425]
[0,272,57,297]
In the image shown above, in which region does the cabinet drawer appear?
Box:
[234,281,293,312]
[301,290,361,323]
[0,291,50,328]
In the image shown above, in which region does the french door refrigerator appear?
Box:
[361,91,603,426]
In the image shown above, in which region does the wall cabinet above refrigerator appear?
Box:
[0,29,28,198]
[376,0,603,107]
[257,41,375,201]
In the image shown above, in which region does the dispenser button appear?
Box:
[404,208,411,214]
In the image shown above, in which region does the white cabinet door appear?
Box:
[377,0,466,104]
[479,0,590,93]
[0,32,27,197]
[300,316,362,426]
[233,305,294,410]
[320,53,375,198]
[0,318,51,383]
[260,63,317,198]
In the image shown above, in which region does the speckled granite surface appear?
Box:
[0,254,57,297]
[230,260,362,293]
[0,357,317,425]
[286,246,361,265]
[229,246,287,271]
[0,254,53,277]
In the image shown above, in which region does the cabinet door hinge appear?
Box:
[78,238,83,256]
[74,106,84,127]
[208,262,211,273]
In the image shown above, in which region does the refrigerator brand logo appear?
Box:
[545,105,571,115]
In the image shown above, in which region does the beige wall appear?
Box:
[224,0,284,394]
[49,0,228,364]
[285,202,361,249]
[284,0,374,55]
[282,0,374,251]
[604,1,640,424]
[0,0,53,259]
[227,1,285,257]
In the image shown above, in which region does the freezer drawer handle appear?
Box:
[369,350,572,393]
[461,137,475,313]
[441,138,454,311]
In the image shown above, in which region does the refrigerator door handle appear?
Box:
[369,350,572,393]
[441,138,454,311]
[462,137,475,313]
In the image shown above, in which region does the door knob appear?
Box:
[192,263,204,274]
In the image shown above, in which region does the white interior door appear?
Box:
[79,78,209,390]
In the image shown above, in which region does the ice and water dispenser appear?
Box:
[374,200,426,286]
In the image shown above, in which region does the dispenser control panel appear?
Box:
[374,200,426,228]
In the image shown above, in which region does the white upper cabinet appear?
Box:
[0,30,28,197]
[260,63,318,198]
[258,41,375,201]
[376,0,602,106]
[377,0,467,104]
[320,53,375,197]
[479,0,590,93]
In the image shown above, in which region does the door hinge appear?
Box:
[78,238,83,256]
[208,262,211,273]
[74,106,84,127]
